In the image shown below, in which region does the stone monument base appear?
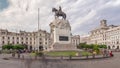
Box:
[49,43,79,51]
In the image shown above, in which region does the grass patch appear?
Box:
[41,51,92,57]
[45,51,78,56]
[81,51,92,56]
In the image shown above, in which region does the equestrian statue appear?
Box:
[52,6,66,19]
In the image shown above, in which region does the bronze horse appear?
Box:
[52,6,66,19]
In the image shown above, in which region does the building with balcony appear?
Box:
[0,29,50,50]
[0,29,80,51]
[89,20,120,49]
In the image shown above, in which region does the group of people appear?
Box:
[92,49,114,57]
[103,49,114,57]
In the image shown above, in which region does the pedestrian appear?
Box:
[92,51,96,58]
[109,51,114,57]
[18,53,20,59]
[103,49,107,57]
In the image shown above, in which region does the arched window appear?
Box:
[108,46,111,49]
[39,46,43,51]
[112,45,115,49]
[117,46,119,49]
[30,46,32,51]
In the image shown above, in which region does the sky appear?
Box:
[0,0,120,35]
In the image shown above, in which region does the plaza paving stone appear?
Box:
[0,52,120,68]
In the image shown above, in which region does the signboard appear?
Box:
[59,36,68,41]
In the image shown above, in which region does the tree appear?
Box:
[2,44,14,50]
[13,44,25,50]
[93,44,100,54]
[77,43,107,54]
[88,44,94,49]
[77,43,87,49]
[98,44,107,49]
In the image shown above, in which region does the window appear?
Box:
[40,34,41,36]
[2,32,5,34]
[21,37,23,40]
[2,41,4,44]
[12,37,14,39]
[21,42,23,44]
[12,41,14,44]
[2,36,4,39]
[117,41,119,44]
[45,42,47,44]
[8,37,10,39]
[17,37,19,40]
[26,38,28,40]
[40,42,42,44]
[117,46,119,49]
[30,42,32,44]
[17,42,19,44]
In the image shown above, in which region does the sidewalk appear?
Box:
[0,53,112,60]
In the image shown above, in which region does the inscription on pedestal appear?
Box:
[59,36,68,41]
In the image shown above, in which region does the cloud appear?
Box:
[0,0,120,35]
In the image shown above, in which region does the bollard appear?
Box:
[61,56,63,60]
[86,55,88,59]
[22,55,24,60]
[69,55,72,60]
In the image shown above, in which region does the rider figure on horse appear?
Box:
[52,6,66,19]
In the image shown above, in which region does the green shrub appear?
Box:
[98,45,107,49]
[2,44,25,50]
[13,44,25,50]
[2,44,13,50]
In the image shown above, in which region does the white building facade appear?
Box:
[89,20,120,49]
[0,29,50,50]
[71,35,80,46]
[0,29,80,51]
[80,35,90,44]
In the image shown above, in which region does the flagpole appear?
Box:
[37,8,40,52]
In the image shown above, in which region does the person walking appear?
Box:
[109,50,114,57]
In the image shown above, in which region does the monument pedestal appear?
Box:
[49,18,76,51]
[51,43,77,51]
